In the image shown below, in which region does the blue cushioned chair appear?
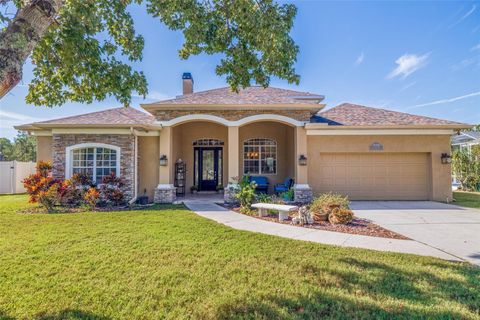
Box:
[249,176,269,193]
[274,178,294,194]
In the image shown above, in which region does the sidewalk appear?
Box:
[184,201,462,262]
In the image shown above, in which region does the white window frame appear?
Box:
[65,143,121,181]
[243,138,277,175]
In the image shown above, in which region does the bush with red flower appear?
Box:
[99,173,126,206]
[23,162,126,212]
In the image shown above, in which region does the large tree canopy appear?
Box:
[0,0,299,107]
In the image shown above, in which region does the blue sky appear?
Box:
[1,0,479,139]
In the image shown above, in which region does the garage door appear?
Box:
[313,153,430,200]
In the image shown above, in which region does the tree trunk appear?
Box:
[0,0,63,98]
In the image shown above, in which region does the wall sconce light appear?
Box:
[298,154,307,166]
[441,153,452,164]
[159,155,168,166]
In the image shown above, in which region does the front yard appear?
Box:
[0,195,479,319]
[454,191,480,209]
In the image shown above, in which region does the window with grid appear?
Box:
[71,147,118,184]
[243,138,277,175]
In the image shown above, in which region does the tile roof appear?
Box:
[147,86,324,105]
[315,103,465,126]
[32,107,155,126]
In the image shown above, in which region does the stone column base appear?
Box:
[154,184,177,204]
[224,183,239,204]
[294,184,313,204]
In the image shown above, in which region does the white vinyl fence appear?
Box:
[0,161,36,194]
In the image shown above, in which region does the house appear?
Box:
[452,131,480,153]
[16,73,470,204]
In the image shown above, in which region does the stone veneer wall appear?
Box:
[153,109,315,122]
[52,134,135,200]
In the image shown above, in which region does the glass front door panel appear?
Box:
[194,147,223,191]
[202,150,215,181]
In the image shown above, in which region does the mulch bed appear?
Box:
[219,204,409,240]
[18,203,157,214]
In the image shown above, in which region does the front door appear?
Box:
[194,147,223,191]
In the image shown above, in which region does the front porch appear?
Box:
[151,118,312,204]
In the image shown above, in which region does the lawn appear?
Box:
[454,191,480,209]
[0,195,479,319]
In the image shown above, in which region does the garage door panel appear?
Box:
[313,153,430,200]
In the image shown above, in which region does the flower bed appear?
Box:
[221,204,408,240]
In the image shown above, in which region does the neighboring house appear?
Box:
[16,73,470,204]
[451,131,479,187]
[452,131,480,153]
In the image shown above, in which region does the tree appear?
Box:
[0,132,36,161]
[0,137,13,160]
[0,0,299,106]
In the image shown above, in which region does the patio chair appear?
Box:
[274,177,294,194]
[249,176,269,193]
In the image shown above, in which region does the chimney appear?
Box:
[182,72,193,95]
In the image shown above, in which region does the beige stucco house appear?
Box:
[16,73,470,204]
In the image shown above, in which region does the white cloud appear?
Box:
[471,43,480,51]
[387,53,429,79]
[399,81,416,92]
[132,90,171,101]
[0,110,45,122]
[449,5,477,28]
[355,52,364,66]
[405,90,480,110]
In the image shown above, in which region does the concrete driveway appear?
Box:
[351,201,480,265]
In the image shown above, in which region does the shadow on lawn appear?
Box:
[215,257,480,319]
[214,292,467,319]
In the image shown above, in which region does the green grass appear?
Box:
[454,191,480,209]
[0,195,479,319]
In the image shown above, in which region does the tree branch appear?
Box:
[0,0,62,98]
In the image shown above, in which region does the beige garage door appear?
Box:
[313,153,430,200]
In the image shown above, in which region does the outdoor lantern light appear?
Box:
[159,155,168,166]
[298,154,307,166]
[441,153,452,164]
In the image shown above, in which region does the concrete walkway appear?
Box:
[351,201,480,266]
[183,199,461,262]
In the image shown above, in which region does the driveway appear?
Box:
[351,201,480,265]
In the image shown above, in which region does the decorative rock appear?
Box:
[296,206,314,226]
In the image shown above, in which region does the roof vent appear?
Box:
[182,72,194,95]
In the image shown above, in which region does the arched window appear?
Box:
[66,143,121,184]
[192,139,224,146]
[243,138,277,175]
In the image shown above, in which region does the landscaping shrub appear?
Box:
[37,183,61,213]
[23,161,61,211]
[99,173,126,206]
[255,193,272,203]
[58,173,92,207]
[328,207,354,225]
[310,192,350,222]
[234,175,257,209]
[84,187,100,210]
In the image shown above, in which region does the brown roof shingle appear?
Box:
[317,103,466,126]
[33,107,155,126]
[146,86,324,105]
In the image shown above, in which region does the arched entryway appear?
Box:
[171,121,229,192]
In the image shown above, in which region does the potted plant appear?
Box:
[216,184,224,193]
[190,185,198,194]
[137,188,149,205]
[281,188,294,202]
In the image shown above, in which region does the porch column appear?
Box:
[154,126,176,203]
[294,126,313,203]
[225,126,239,203]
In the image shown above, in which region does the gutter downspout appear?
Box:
[129,127,138,205]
